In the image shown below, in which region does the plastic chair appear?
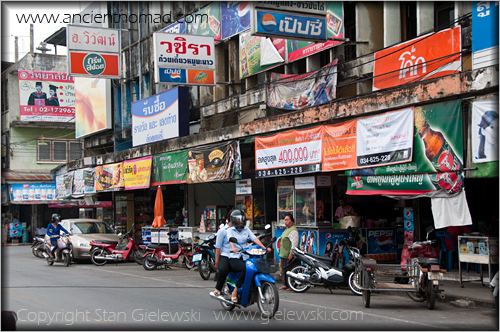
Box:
[435,231,457,271]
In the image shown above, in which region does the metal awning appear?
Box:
[44,27,67,47]
[2,171,53,183]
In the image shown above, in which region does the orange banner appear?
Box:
[321,119,357,171]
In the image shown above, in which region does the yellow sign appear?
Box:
[124,157,152,190]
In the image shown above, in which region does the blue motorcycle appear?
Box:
[193,234,217,280]
[210,236,279,319]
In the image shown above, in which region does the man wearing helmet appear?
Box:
[227,210,270,303]
[46,214,71,260]
[211,211,233,298]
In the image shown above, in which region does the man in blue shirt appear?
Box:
[211,212,233,298]
[46,214,71,260]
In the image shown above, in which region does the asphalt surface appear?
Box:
[1,246,498,331]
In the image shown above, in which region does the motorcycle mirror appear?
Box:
[229,237,238,243]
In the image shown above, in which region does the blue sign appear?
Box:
[221,1,251,40]
[254,10,327,41]
[160,19,186,34]
[366,228,396,255]
[158,68,187,84]
[472,1,499,52]
[275,228,318,261]
[9,183,57,202]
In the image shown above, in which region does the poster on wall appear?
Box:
[55,171,74,199]
[18,70,75,122]
[267,59,338,110]
[75,77,112,138]
[96,163,124,192]
[221,1,251,40]
[186,141,241,184]
[9,183,57,202]
[274,228,318,262]
[151,151,188,186]
[318,231,350,267]
[124,156,153,190]
[365,228,398,261]
[321,119,358,171]
[72,169,85,197]
[471,99,499,163]
[239,29,285,79]
[83,168,96,194]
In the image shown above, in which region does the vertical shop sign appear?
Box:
[472,1,499,69]
[151,151,188,185]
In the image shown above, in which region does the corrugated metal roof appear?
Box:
[2,171,53,183]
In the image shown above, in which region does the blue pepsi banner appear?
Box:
[252,9,327,41]
[275,228,318,261]
[221,1,251,40]
[9,183,57,203]
[318,230,350,267]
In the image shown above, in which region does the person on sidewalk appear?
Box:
[278,213,299,291]
[46,214,71,260]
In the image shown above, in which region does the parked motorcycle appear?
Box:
[286,240,362,295]
[31,236,45,258]
[193,234,217,280]
[41,233,72,267]
[89,226,144,266]
[142,238,195,270]
[210,236,279,319]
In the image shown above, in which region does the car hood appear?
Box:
[71,233,120,243]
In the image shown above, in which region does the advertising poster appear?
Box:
[132,87,189,147]
[471,99,499,163]
[75,77,112,138]
[365,228,398,261]
[18,70,75,122]
[83,168,96,194]
[187,141,241,184]
[472,1,499,69]
[9,183,57,203]
[72,169,85,196]
[287,1,344,62]
[221,1,251,40]
[56,174,65,199]
[186,2,221,40]
[2,185,8,205]
[124,156,153,190]
[96,162,124,192]
[274,228,318,262]
[373,27,461,91]
[255,126,323,178]
[267,59,338,110]
[318,231,350,266]
[321,119,357,171]
[153,33,216,85]
[151,151,188,186]
[356,107,414,168]
[239,29,285,79]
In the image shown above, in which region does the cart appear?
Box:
[356,256,445,310]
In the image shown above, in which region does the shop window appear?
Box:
[36,139,83,163]
[343,2,356,61]
[401,2,417,42]
[435,1,455,30]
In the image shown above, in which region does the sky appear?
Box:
[2,1,91,63]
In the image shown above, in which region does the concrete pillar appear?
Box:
[384,2,401,47]
[417,2,434,35]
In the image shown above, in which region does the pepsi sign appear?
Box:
[252,9,327,41]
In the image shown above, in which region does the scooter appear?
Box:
[89,226,144,266]
[142,238,195,270]
[193,234,217,280]
[32,236,45,258]
[286,241,362,295]
[210,236,279,319]
[42,233,72,267]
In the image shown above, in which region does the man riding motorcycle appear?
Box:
[46,214,72,260]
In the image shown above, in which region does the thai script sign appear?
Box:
[373,27,461,91]
[124,157,153,190]
[153,32,216,85]
[9,183,57,202]
[131,87,189,147]
[255,1,326,15]
[18,70,75,122]
[151,151,188,186]
[472,1,499,69]
[96,163,124,192]
[67,25,120,53]
[252,9,327,41]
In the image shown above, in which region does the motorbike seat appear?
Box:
[93,240,118,245]
[306,252,334,265]
[147,243,170,249]
[416,257,439,267]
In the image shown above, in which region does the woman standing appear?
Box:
[278,214,298,291]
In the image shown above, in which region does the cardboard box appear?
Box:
[339,216,361,229]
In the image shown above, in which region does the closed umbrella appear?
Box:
[152,186,165,228]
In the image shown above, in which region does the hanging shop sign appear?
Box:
[18,70,75,123]
[239,29,286,79]
[96,162,124,192]
[221,1,251,40]
[124,156,153,190]
[153,33,216,85]
[268,59,337,110]
[185,2,221,40]
[373,26,461,91]
[255,1,326,15]
[151,151,188,186]
[75,77,112,138]
[187,141,241,183]
[132,87,189,147]
[67,25,121,78]
[236,179,252,195]
[287,1,344,62]
[9,183,57,203]
[471,99,499,178]
[56,171,74,199]
[472,1,499,70]
[295,176,315,189]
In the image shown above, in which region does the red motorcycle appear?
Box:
[89,226,145,266]
[142,238,195,270]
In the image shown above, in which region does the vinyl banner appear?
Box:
[221,1,251,40]
[132,87,189,147]
[55,171,74,199]
[268,59,337,110]
[124,157,153,190]
[321,119,357,171]
[72,169,85,196]
[255,126,323,178]
[186,2,221,40]
[160,19,186,34]
[153,33,216,85]
[75,77,112,138]
[373,27,461,91]
[18,70,75,122]
[239,29,285,79]
[472,99,499,163]
[187,141,241,183]
[356,107,414,168]
[83,168,96,194]
[96,163,124,192]
[9,183,57,202]
[151,150,188,186]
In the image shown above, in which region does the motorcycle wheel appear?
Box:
[143,253,157,270]
[287,265,310,293]
[407,290,426,302]
[133,249,145,265]
[46,257,54,266]
[184,255,195,270]
[426,278,436,310]
[198,256,211,280]
[220,283,235,311]
[362,271,371,308]
[257,282,279,319]
[348,272,362,296]
[32,244,39,257]
[90,249,107,266]
[63,253,71,267]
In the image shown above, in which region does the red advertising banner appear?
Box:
[18,70,75,122]
[373,27,461,91]
[321,119,358,171]
[69,52,120,77]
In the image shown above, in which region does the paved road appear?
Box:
[2,246,498,330]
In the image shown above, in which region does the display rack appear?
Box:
[458,236,499,286]
[204,205,228,232]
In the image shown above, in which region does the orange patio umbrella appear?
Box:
[152,186,165,228]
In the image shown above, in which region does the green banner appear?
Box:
[151,151,188,185]
[186,2,221,39]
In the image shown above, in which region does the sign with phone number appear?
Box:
[257,164,322,178]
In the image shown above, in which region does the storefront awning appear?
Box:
[2,171,52,183]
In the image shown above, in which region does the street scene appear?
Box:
[1,1,499,330]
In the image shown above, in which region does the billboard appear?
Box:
[124,157,153,190]
[75,77,112,138]
[18,70,75,122]
[132,87,189,147]
[239,30,285,79]
[153,32,216,85]
[373,27,462,91]
[471,99,499,164]
[221,1,251,40]
[185,2,221,40]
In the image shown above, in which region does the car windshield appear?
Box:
[71,222,115,234]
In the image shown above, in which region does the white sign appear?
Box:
[316,175,331,187]
[472,99,499,163]
[295,176,315,189]
[356,107,414,167]
[236,179,252,195]
[68,25,120,53]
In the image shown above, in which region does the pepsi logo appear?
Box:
[325,233,331,239]
[260,14,277,32]
[377,236,393,251]
[170,72,182,82]
[238,2,250,16]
